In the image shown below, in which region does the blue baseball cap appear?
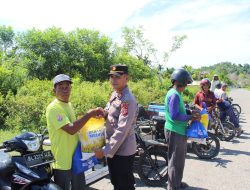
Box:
[53,74,72,86]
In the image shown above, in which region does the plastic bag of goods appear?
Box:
[186,121,208,139]
[200,108,209,130]
[79,117,105,153]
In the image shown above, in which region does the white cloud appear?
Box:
[0,0,153,33]
[1,0,250,68]
[125,0,250,68]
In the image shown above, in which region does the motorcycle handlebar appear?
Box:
[0,145,12,153]
[4,148,13,153]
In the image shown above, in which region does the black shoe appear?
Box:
[180,182,189,189]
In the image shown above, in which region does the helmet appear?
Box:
[171,68,193,86]
[200,78,211,87]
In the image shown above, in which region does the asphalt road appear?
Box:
[86,88,250,190]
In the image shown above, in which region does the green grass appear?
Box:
[0,129,20,144]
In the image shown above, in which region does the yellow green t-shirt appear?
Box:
[46,99,78,170]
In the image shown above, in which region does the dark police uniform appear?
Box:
[102,65,138,190]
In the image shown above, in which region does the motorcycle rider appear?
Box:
[194,78,219,113]
[214,83,243,136]
[214,82,230,101]
[164,68,201,190]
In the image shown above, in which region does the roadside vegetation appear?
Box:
[0,25,249,140]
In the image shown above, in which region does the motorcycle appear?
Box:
[209,107,236,141]
[151,116,220,159]
[227,97,241,118]
[138,104,220,160]
[134,120,168,187]
[0,131,62,190]
[41,122,168,187]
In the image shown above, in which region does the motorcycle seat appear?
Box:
[152,116,166,124]
[144,139,168,147]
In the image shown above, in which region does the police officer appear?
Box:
[94,64,138,190]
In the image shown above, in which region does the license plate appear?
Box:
[24,150,55,168]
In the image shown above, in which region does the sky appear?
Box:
[1,0,250,69]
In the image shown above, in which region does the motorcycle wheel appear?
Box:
[220,122,236,141]
[232,104,241,114]
[192,133,220,159]
[137,147,168,187]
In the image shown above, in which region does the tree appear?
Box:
[163,35,187,66]
[67,28,113,81]
[17,27,114,81]
[122,26,157,66]
[121,26,188,85]
[0,57,27,95]
[112,47,153,81]
[0,25,15,55]
[17,27,68,79]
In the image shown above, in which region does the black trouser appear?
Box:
[53,169,85,190]
[164,130,187,190]
[107,154,135,190]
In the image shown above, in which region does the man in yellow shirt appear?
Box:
[46,74,104,190]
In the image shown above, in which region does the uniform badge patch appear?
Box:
[121,103,129,116]
[57,115,63,121]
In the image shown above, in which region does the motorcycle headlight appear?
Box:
[22,137,40,152]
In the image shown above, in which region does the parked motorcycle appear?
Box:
[134,120,168,187]
[40,122,167,187]
[0,131,61,190]
[210,108,236,141]
[151,116,220,159]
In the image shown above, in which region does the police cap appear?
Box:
[108,64,128,76]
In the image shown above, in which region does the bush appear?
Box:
[129,78,170,105]
[0,93,8,129]
[4,79,112,131]
[5,79,53,131]
[70,79,112,117]
[3,77,198,132]
[183,85,200,103]
[0,59,28,96]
